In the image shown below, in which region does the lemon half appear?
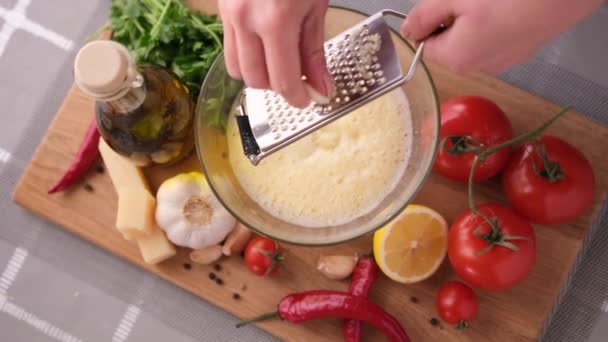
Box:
[373,205,448,283]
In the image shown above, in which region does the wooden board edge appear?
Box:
[12,85,79,203]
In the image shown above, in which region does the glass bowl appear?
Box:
[195,7,440,246]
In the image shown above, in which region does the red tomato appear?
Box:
[448,203,536,290]
[436,281,479,328]
[244,236,284,276]
[502,135,595,225]
[434,96,513,182]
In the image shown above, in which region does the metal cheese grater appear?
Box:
[236,9,445,165]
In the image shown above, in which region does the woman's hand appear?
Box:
[401,0,604,74]
[219,0,332,108]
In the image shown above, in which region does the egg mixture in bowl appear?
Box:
[227,89,412,229]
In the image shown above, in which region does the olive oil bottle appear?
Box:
[74,40,194,166]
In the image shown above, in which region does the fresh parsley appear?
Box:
[107,0,224,100]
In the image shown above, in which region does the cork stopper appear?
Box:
[74,41,138,100]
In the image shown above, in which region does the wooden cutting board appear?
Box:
[13,3,608,342]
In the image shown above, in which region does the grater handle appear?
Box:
[380,9,452,36]
[381,10,453,84]
[236,104,262,165]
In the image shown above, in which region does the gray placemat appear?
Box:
[0,1,606,341]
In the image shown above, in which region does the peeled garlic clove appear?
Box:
[304,82,331,105]
[317,254,359,280]
[190,245,223,265]
[222,223,252,256]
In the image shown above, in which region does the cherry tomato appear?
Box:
[244,236,285,276]
[434,96,513,182]
[502,135,595,225]
[448,203,536,291]
[436,281,478,329]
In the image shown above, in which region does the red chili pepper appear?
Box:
[237,290,410,342]
[48,119,101,194]
[344,256,379,342]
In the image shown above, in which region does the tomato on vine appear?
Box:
[447,107,574,291]
[434,96,513,182]
[502,135,595,225]
[448,203,536,290]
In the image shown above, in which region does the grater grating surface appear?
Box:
[236,10,434,165]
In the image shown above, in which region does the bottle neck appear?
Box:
[103,78,146,114]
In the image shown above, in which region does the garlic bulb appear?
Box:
[155,172,236,249]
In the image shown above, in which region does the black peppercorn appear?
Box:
[430,318,440,326]
[232,293,241,300]
[209,272,216,280]
[410,296,419,303]
[215,278,224,285]
[183,263,192,270]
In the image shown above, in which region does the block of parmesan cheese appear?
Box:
[99,138,176,264]
[99,139,155,239]
[98,139,148,191]
[136,226,176,264]
[116,187,156,240]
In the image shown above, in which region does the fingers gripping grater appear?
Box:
[236,10,445,165]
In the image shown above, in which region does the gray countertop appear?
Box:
[0,0,606,341]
